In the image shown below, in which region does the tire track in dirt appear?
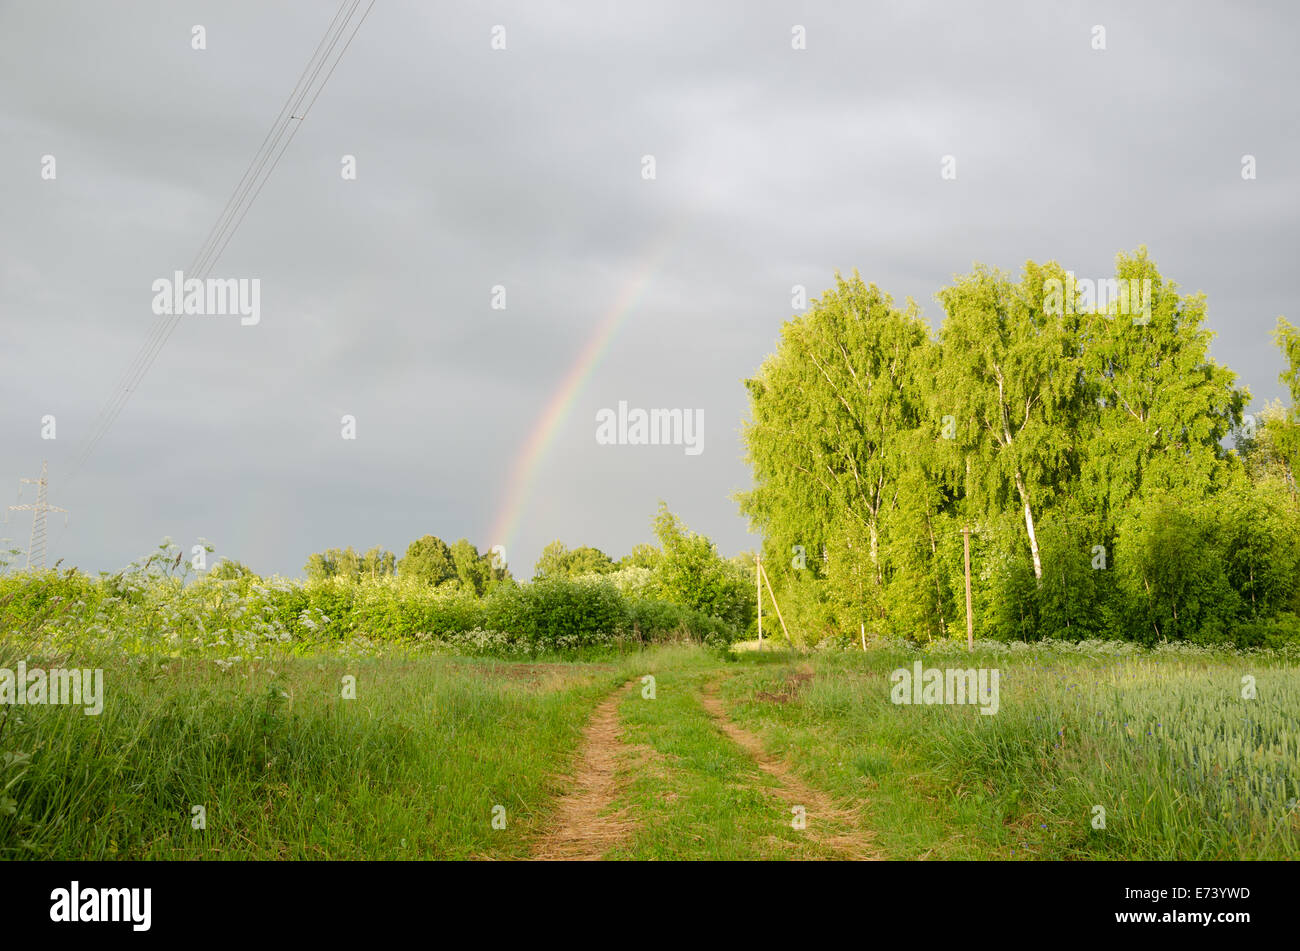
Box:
[530,683,635,860]
[700,680,882,860]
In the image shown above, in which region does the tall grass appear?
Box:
[725,641,1300,859]
[0,551,723,860]
[0,644,640,859]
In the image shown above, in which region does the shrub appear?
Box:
[625,598,735,643]
[602,565,659,600]
[483,576,627,650]
[1233,612,1300,650]
[1115,494,1242,645]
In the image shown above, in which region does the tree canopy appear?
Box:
[741,249,1297,647]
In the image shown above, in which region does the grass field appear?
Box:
[2,637,1297,860]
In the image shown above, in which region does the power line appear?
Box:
[66,0,376,482]
[70,0,368,476]
[189,0,356,281]
[45,1,374,569]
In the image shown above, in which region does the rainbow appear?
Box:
[486,216,687,568]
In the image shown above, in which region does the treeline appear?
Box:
[304,538,507,594]
[276,504,754,649]
[741,248,1300,647]
[0,505,755,656]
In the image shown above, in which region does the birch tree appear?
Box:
[936,261,1084,580]
[740,273,934,631]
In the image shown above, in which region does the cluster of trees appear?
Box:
[397,536,508,595]
[528,508,754,634]
[304,546,397,583]
[533,542,616,579]
[299,504,756,637]
[304,538,509,595]
[741,249,1300,646]
[532,536,685,581]
[648,506,752,631]
[524,509,753,630]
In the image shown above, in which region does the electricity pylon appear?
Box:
[7,460,67,570]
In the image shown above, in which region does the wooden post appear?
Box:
[756,554,763,650]
[962,526,974,652]
[759,562,793,644]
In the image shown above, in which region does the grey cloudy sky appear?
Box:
[1,1,1296,579]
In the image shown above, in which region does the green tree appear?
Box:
[360,546,396,581]
[618,544,662,570]
[400,535,456,586]
[335,547,361,581]
[1114,493,1241,644]
[305,547,357,581]
[1264,317,1300,498]
[1075,249,1246,536]
[1215,470,1300,619]
[449,538,493,595]
[304,550,336,581]
[210,559,258,581]
[1277,317,1300,406]
[533,541,615,580]
[739,252,1297,647]
[937,260,1086,581]
[306,546,395,582]
[740,273,937,637]
[652,504,751,630]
